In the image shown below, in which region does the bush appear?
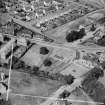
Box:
[40,47,49,55]
[0,0,5,9]
[82,67,104,84]
[91,67,104,79]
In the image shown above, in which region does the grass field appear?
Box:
[10,70,62,97]
[9,93,46,105]
[21,44,53,66]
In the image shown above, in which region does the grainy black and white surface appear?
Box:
[0,0,105,105]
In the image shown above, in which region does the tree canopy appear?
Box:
[59,90,70,99]
[64,74,75,85]
[66,28,86,42]
[97,35,105,46]
[40,47,49,55]
[43,59,52,67]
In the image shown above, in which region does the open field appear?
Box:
[60,63,90,78]
[21,44,75,74]
[10,70,63,97]
[0,13,11,25]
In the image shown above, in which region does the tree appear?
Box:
[0,0,6,13]
[3,36,10,41]
[64,75,74,85]
[66,28,86,42]
[97,35,105,46]
[101,61,105,69]
[59,90,70,99]
[14,60,25,69]
[14,28,18,36]
[0,99,11,105]
[0,0,5,8]
[32,66,39,74]
[92,67,104,78]
[43,59,52,67]
[90,24,96,31]
[52,23,58,29]
[40,47,49,55]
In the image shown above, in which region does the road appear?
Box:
[12,18,42,35]
[1,33,105,54]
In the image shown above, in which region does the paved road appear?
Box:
[1,33,105,54]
